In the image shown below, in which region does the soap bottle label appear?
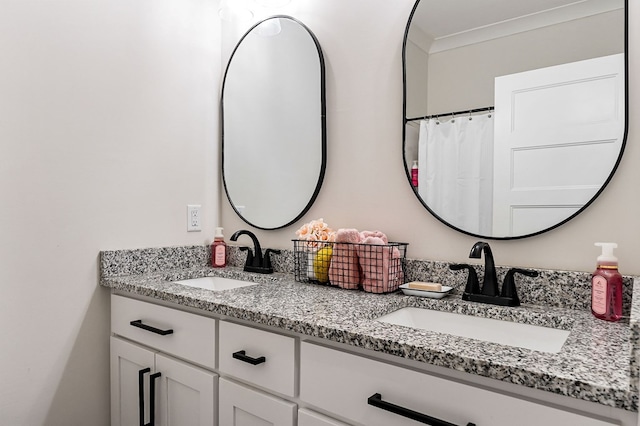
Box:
[214,245,226,266]
[591,275,607,315]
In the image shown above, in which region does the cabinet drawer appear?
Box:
[111,295,216,369]
[219,320,296,397]
[300,342,616,426]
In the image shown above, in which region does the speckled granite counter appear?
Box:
[100,246,640,412]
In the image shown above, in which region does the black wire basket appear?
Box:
[292,239,408,293]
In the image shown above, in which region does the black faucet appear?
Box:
[230,230,280,274]
[449,241,537,307]
[469,241,498,297]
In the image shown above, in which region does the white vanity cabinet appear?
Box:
[110,295,217,426]
[110,293,633,426]
[299,342,618,426]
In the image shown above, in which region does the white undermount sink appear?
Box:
[376,307,570,353]
[172,276,258,291]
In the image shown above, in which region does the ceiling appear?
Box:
[412,0,622,39]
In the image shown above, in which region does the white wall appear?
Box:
[221,0,640,275]
[0,1,220,424]
[427,10,624,114]
[405,24,431,118]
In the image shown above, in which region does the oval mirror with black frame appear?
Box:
[403,0,627,239]
[222,16,326,230]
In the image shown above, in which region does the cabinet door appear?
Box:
[155,354,217,426]
[298,408,350,426]
[111,337,155,426]
[219,378,296,426]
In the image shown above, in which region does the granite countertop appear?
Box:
[100,264,640,412]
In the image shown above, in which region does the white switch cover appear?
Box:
[187,205,201,232]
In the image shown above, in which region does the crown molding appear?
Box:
[429,0,623,54]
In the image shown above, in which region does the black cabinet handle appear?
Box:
[147,372,161,426]
[138,368,151,426]
[232,350,266,365]
[138,369,162,426]
[368,393,476,426]
[130,319,174,336]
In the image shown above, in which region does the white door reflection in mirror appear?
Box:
[493,54,624,236]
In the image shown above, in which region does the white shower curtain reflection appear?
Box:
[417,113,494,236]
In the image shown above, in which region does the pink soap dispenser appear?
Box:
[591,242,622,322]
[211,227,227,268]
[411,160,419,187]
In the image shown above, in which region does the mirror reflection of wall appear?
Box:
[403,0,626,239]
[222,16,326,230]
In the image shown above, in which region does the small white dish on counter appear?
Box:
[399,283,453,299]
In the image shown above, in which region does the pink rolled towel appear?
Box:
[328,228,362,289]
[360,230,388,244]
[357,236,404,293]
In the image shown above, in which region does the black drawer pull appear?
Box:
[130,319,174,336]
[368,393,476,426]
[232,350,266,365]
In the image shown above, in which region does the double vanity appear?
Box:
[102,245,640,426]
[99,0,632,424]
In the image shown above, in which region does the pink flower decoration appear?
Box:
[295,218,336,248]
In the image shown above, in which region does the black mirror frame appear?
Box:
[221,15,327,230]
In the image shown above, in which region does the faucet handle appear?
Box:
[501,268,538,306]
[238,246,254,267]
[449,264,480,294]
[263,249,281,272]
